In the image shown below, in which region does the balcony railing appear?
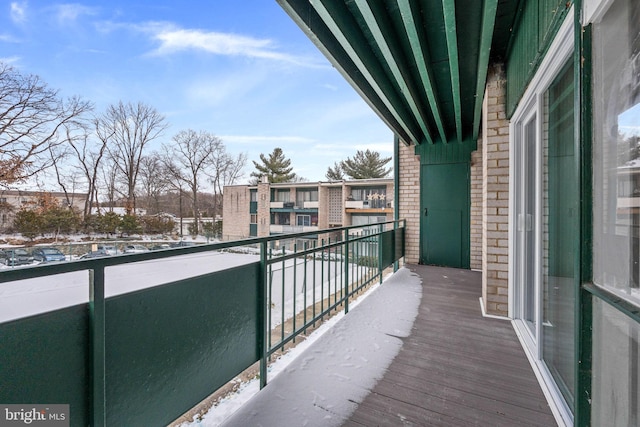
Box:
[269,224,318,233]
[345,199,393,209]
[0,220,405,427]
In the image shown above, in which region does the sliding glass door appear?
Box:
[511,47,576,417]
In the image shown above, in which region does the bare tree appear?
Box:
[100,161,119,212]
[60,123,112,220]
[97,101,167,213]
[210,150,247,217]
[162,130,225,235]
[138,152,168,215]
[0,62,92,184]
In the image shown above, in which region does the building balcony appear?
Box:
[0,221,555,426]
[220,265,556,426]
[269,224,318,234]
[270,201,318,212]
[345,199,394,213]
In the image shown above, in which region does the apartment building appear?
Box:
[222,178,394,242]
[0,189,87,232]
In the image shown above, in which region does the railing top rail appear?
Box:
[0,219,405,283]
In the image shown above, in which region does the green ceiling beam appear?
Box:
[442,0,462,144]
[472,0,499,142]
[354,0,433,145]
[397,0,447,145]
[310,0,423,145]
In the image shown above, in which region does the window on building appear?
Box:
[593,0,640,302]
[250,214,257,224]
[250,190,257,202]
[296,188,318,206]
[271,212,290,225]
[348,187,387,208]
[271,189,290,202]
[592,1,640,422]
[297,215,310,226]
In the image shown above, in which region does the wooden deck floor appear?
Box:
[344,265,557,427]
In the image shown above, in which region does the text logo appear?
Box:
[0,405,69,427]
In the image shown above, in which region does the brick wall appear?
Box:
[398,142,421,264]
[470,135,484,271]
[257,181,270,237]
[222,186,250,240]
[482,63,510,316]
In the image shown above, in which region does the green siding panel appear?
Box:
[414,136,476,164]
[0,305,90,426]
[105,262,262,427]
[380,228,405,267]
[506,0,571,116]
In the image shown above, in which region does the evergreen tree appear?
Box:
[13,209,42,239]
[340,149,392,179]
[42,206,80,237]
[250,147,297,183]
[325,161,345,181]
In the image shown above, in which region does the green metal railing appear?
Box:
[0,219,404,426]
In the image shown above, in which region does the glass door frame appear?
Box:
[508,9,576,426]
[512,103,543,355]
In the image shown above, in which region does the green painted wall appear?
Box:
[413,138,476,165]
[105,262,262,426]
[506,0,572,117]
[0,305,90,426]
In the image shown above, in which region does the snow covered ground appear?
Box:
[182,267,423,427]
[0,250,373,326]
[0,251,259,323]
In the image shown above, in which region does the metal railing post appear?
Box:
[378,223,384,284]
[344,229,350,314]
[260,241,268,389]
[90,267,106,427]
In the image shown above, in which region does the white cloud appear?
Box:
[0,34,20,43]
[151,27,319,67]
[98,21,324,67]
[53,3,98,24]
[10,2,27,24]
[0,56,20,65]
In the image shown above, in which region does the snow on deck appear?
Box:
[185,267,422,427]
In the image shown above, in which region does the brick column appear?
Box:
[398,142,421,264]
[470,135,483,271]
[482,63,510,317]
[257,179,270,237]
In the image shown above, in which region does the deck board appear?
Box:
[344,265,557,426]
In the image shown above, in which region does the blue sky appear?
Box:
[0,0,393,184]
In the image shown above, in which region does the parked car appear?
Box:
[124,244,149,254]
[170,241,196,248]
[0,248,34,266]
[79,249,110,259]
[31,247,66,263]
[150,244,171,251]
[97,245,118,255]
